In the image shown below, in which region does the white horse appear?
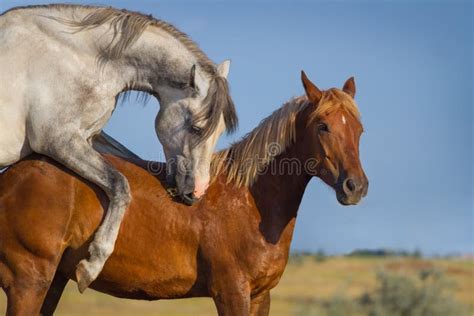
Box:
[0,4,238,292]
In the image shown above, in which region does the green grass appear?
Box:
[1,256,472,315]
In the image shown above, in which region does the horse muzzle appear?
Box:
[180,192,198,206]
[174,173,202,206]
[336,176,369,205]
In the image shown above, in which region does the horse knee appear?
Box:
[116,177,131,205]
[106,172,131,207]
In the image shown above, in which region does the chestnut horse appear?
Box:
[0,72,368,316]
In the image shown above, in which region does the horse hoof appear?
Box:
[75,260,94,293]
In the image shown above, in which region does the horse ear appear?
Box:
[301,70,322,104]
[217,60,231,79]
[189,64,196,89]
[342,76,356,98]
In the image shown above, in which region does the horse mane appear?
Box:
[193,76,238,142]
[5,4,217,76]
[211,89,360,187]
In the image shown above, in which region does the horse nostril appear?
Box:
[181,192,196,206]
[343,178,356,195]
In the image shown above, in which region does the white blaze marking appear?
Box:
[342,115,346,125]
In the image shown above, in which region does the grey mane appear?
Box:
[193,76,238,144]
[13,3,218,75]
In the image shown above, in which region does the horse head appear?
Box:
[298,71,368,205]
[155,61,238,205]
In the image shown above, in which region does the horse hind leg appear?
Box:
[40,271,69,316]
[6,282,50,316]
[38,134,131,293]
[0,259,13,312]
[4,257,59,316]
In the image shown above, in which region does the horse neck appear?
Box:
[249,143,312,246]
[26,6,207,98]
[113,26,204,95]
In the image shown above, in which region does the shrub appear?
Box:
[292,269,467,316]
[326,294,358,316]
[347,249,424,258]
[365,269,467,316]
[313,249,327,263]
[288,252,305,265]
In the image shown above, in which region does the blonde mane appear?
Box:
[12,4,217,75]
[212,89,360,187]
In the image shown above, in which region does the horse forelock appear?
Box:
[309,89,360,124]
[191,76,238,146]
[211,90,361,187]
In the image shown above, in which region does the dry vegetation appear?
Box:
[0,256,472,315]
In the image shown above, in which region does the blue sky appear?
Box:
[2,0,472,255]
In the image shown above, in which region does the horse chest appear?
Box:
[248,246,289,293]
[246,219,296,291]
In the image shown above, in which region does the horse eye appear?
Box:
[317,122,329,133]
[190,125,203,136]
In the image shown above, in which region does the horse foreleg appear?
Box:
[38,134,131,293]
[211,276,251,316]
[39,272,68,316]
[213,292,251,316]
[250,292,271,316]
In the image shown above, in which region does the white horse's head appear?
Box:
[155,60,237,205]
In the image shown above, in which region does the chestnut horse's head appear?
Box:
[299,71,368,205]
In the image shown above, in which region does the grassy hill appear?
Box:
[1,256,472,315]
